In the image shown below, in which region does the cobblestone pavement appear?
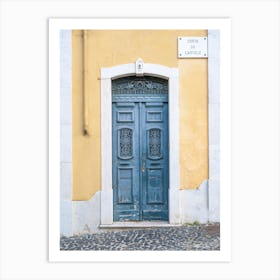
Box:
[60,223,220,251]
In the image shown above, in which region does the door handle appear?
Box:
[141,160,146,172]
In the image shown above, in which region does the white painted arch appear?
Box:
[100,60,180,225]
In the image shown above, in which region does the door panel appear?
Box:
[146,168,164,204]
[117,168,133,204]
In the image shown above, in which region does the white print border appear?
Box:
[49,18,231,262]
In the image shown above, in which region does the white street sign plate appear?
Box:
[178,37,208,58]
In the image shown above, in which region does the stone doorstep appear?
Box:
[99,221,182,229]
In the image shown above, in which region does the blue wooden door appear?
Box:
[112,77,169,221]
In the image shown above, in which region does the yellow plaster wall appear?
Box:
[72,30,208,200]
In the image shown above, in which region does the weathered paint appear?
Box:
[72,30,208,200]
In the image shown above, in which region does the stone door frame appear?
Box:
[100,60,180,225]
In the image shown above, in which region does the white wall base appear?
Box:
[180,180,209,224]
[60,163,72,236]
[61,179,221,237]
[72,191,101,235]
[180,179,220,224]
[208,179,220,222]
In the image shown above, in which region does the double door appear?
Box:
[112,101,169,221]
